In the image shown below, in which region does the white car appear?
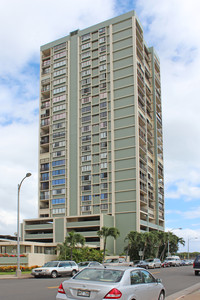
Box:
[31,260,79,278]
[145,258,162,269]
[78,261,103,270]
[56,266,165,300]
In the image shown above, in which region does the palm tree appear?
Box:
[66,231,85,260]
[97,226,120,261]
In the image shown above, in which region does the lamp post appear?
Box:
[188,237,198,260]
[167,228,182,256]
[16,173,32,277]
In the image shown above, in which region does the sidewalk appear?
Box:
[166,282,200,300]
[0,273,32,279]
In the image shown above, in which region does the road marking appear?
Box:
[48,286,59,289]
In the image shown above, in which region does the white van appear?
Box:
[166,256,181,266]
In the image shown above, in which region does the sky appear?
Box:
[0,0,200,254]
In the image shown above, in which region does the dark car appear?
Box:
[193,255,200,275]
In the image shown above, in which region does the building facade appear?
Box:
[23,10,164,254]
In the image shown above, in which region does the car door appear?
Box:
[124,270,145,300]
[140,270,161,300]
[59,262,72,276]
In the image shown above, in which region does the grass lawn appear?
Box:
[0,271,31,275]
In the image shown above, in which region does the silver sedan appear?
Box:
[56,266,165,300]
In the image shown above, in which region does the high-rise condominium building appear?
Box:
[23,10,164,254]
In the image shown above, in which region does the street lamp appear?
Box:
[188,237,198,260]
[16,173,32,277]
[167,228,182,256]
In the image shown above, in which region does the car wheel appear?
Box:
[158,291,165,300]
[51,271,57,278]
[71,270,77,276]
[195,271,199,276]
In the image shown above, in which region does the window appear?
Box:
[54,68,66,77]
[101,172,107,179]
[100,92,107,99]
[52,188,65,195]
[54,42,66,52]
[81,33,90,41]
[81,96,91,104]
[130,271,143,285]
[82,145,91,151]
[53,141,65,148]
[54,60,66,69]
[81,42,91,50]
[53,94,66,104]
[53,77,66,86]
[82,185,91,191]
[100,101,107,109]
[82,155,91,162]
[53,131,65,139]
[101,152,107,159]
[82,175,91,181]
[101,162,107,169]
[81,205,91,212]
[53,86,66,95]
[82,78,91,86]
[101,193,108,199]
[41,173,49,181]
[82,70,91,77]
[82,106,91,113]
[99,27,105,34]
[101,204,108,210]
[100,132,107,139]
[53,122,65,130]
[101,183,107,189]
[99,64,106,71]
[100,82,106,90]
[99,55,106,62]
[52,169,65,176]
[100,111,107,119]
[53,113,66,121]
[52,208,65,214]
[82,115,91,123]
[100,121,107,128]
[82,135,91,142]
[101,141,107,149]
[99,37,106,43]
[81,51,90,59]
[41,163,49,171]
[100,73,106,80]
[99,45,106,52]
[81,60,91,68]
[82,87,91,95]
[52,160,65,167]
[140,270,155,283]
[53,104,66,112]
[82,195,91,201]
[52,179,65,185]
[53,150,65,158]
[82,125,91,133]
[82,165,91,172]
[54,51,66,60]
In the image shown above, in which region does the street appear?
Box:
[0,266,198,299]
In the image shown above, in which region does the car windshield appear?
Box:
[73,268,124,283]
[78,262,89,267]
[43,262,59,267]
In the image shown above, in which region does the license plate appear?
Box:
[77,289,90,297]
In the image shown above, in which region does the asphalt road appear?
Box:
[0,266,198,300]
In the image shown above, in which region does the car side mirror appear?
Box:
[156,278,162,283]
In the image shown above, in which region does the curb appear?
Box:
[166,282,200,300]
[0,274,32,279]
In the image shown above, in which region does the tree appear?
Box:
[58,231,85,260]
[97,226,120,261]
